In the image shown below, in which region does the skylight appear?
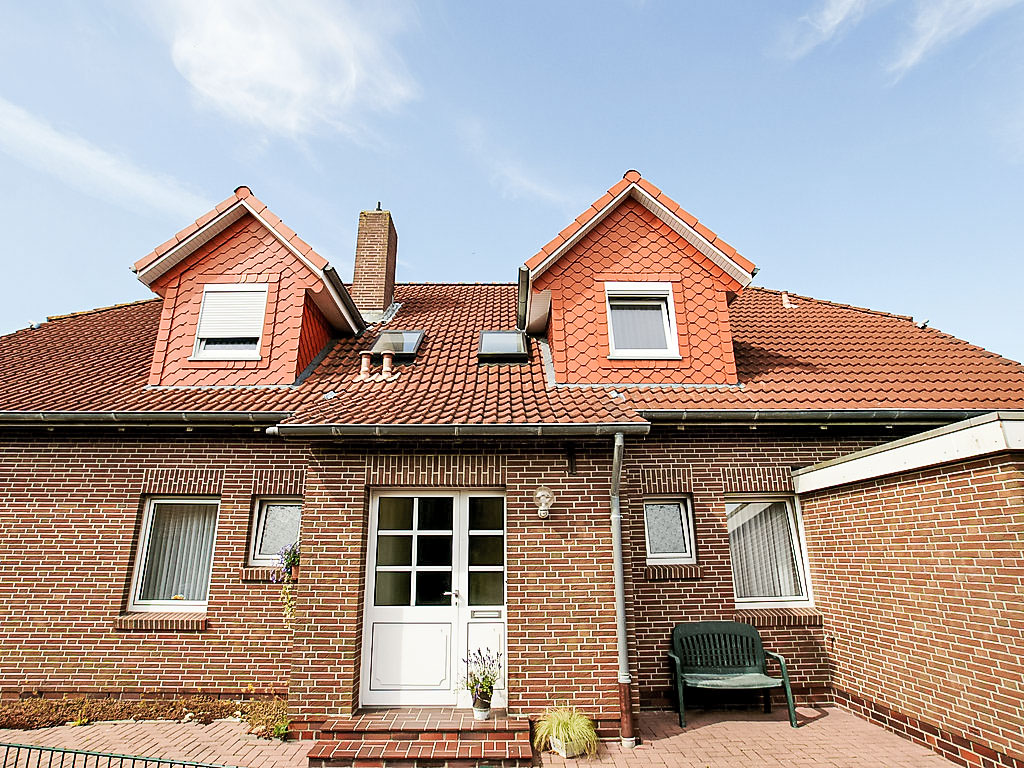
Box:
[370,330,425,359]
[478,331,529,363]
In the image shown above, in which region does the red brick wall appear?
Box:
[532,198,740,386]
[800,453,1024,767]
[147,214,327,387]
[0,431,308,698]
[622,426,901,709]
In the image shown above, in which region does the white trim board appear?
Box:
[793,411,1024,494]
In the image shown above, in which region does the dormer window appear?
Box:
[605,282,680,359]
[192,284,268,361]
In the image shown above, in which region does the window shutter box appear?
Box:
[197,288,268,339]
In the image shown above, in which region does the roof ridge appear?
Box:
[45,298,162,323]
[750,286,914,322]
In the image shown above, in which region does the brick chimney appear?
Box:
[351,207,398,321]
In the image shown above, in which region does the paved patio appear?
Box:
[0,707,955,768]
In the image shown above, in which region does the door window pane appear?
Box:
[377,535,412,566]
[379,497,413,529]
[418,497,453,530]
[375,571,411,606]
[469,572,503,605]
[139,502,218,603]
[727,500,806,601]
[417,535,452,567]
[469,497,503,529]
[468,535,504,566]
[415,571,452,606]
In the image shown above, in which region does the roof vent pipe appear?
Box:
[609,432,636,748]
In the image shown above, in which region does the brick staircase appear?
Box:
[307,708,534,768]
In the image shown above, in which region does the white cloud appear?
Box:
[0,95,209,220]
[781,0,880,59]
[889,0,1024,78]
[459,120,576,208]
[154,0,417,138]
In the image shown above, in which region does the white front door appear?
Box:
[360,490,506,707]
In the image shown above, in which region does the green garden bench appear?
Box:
[668,621,798,728]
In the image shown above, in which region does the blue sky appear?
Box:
[1,0,1022,362]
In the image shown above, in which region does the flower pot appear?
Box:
[472,705,491,721]
[549,736,588,759]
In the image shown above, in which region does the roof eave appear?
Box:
[269,422,652,438]
[639,408,999,425]
[0,411,288,427]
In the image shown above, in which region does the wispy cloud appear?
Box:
[781,0,1023,76]
[460,120,577,208]
[0,95,208,219]
[153,0,417,138]
[781,0,880,59]
[888,0,1024,78]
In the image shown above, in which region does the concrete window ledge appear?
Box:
[733,607,823,628]
[114,612,208,632]
[240,566,278,582]
[643,563,702,581]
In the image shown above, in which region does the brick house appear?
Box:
[2,171,1022,768]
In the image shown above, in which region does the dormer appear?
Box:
[134,187,364,388]
[523,171,756,386]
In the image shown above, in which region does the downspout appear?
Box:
[609,432,636,747]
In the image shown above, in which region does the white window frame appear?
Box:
[128,497,220,614]
[191,283,268,361]
[604,281,681,360]
[248,497,302,567]
[725,495,814,609]
[642,497,697,565]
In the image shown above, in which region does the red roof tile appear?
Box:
[2,284,1023,425]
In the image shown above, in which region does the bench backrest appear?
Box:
[672,621,767,675]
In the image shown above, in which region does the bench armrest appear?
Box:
[764,650,792,683]
[668,651,682,676]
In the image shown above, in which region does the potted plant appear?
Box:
[463,648,501,720]
[533,707,599,758]
[271,543,300,621]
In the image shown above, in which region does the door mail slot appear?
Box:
[470,610,501,619]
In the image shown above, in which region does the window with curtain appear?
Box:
[249,499,302,566]
[132,500,219,611]
[604,282,679,358]
[726,499,808,604]
[643,499,696,564]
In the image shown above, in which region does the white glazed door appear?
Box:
[361,491,506,707]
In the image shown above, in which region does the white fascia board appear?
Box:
[135,200,361,335]
[528,184,754,289]
[793,411,1024,494]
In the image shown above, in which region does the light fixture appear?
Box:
[534,486,555,519]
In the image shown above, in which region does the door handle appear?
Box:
[443,590,460,601]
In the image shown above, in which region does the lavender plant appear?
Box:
[463,648,502,708]
[271,542,300,620]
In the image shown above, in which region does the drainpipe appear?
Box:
[609,432,636,747]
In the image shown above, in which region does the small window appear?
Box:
[605,282,680,359]
[726,498,810,606]
[643,499,696,564]
[249,499,302,566]
[478,331,529,363]
[193,284,268,361]
[369,330,425,359]
[129,499,219,612]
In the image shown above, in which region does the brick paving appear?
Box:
[543,709,956,768]
[0,707,956,768]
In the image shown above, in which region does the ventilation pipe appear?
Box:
[609,431,636,747]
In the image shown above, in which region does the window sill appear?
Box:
[607,353,682,361]
[643,563,702,581]
[188,354,262,362]
[114,612,208,632]
[733,607,822,628]
[240,566,278,582]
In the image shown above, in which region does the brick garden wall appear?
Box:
[800,452,1024,768]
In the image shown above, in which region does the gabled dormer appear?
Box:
[523,171,756,386]
[134,186,365,388]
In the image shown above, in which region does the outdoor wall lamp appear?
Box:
[534,486,555,519]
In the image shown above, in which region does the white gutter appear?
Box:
[609,432,636,748]
[268,422,651,437]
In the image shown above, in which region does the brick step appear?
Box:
[307,732,533,768]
